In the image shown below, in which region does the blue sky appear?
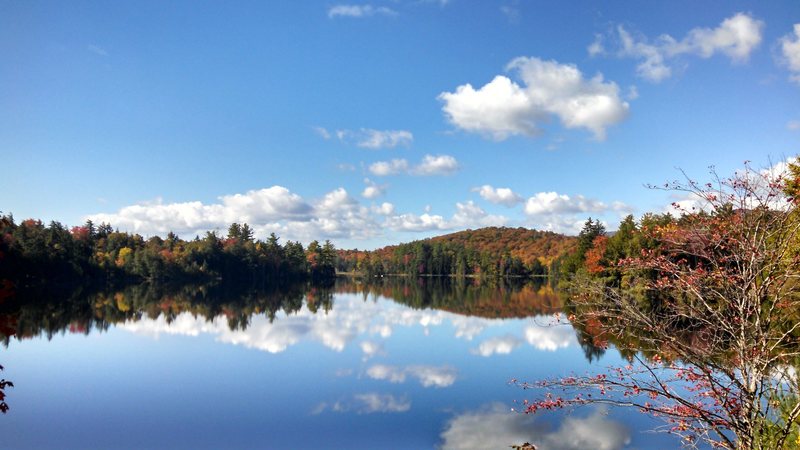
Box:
[2,0,800,249]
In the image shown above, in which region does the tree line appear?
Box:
[0,215,337,288]
[336,227,573,279]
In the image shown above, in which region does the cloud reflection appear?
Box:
[439,403,631,450]
[471,335,523,356]
[312,393,411,414]
[120,296,576,359]
[366,364,457,388]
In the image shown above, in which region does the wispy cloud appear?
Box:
[328,4,398,19]
[87,44,108,57]
[337,128,413,149]
[592,13,764,83]
[313,393,411,414]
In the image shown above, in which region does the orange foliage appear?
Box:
[584,235,608,274]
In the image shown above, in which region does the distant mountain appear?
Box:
[337,227,576,277]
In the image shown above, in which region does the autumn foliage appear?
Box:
[517,160,800,449]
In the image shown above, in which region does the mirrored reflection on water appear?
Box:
[0,278,679,449]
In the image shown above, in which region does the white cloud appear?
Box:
[788,120,800,131]
[587,35,605,57]
[369,154,460,176]
[361,178,386,199]
[450,201,507,227]
[603,13,763,82]
[328,4,397,19]
[385,212,449,232]
[519,191,631,234]
[524,192,607,216]
[369,158,409,176]
[439,404,631,450]
[86,186,383,243]
[372,202,395,216]
[440,57,628,140]
[385,201,506,232]
[474,185,523,207]
[471,335,523,356]
[780,24,800,84]
[366,364,458,388]
[412,154,460,176]
[359,129,413,149]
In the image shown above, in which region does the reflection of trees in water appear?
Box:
[0,281,332,345]
[0,277,564,344]
[336,277,563,319]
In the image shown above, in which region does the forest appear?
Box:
[0,215,337,289]
[336,226,575,278]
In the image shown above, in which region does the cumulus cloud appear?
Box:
[450,201,507,228]
[474,185,524,207]
[86,186,382,244]
[371,202,395,216]
[596,13,764,82]
[520,191,631,234]
[524,192,608,216]
[385,212,448,232]
[439,57,629,140]
[471,335,523,357]
[369,158,410,176]
[361,178,386,199]
[335,128,413,149]
[366,364,458,388]
[439,404,631,450]
[780,24,800,85]
[369,154,460,176]
[385,201,506,232]
[412,154,460,175]
[328,4,397,19]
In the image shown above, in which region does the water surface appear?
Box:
[1,278,679,449]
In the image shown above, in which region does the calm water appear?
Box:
[0,278,680,449]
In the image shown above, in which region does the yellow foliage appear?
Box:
[116,247,133,267]
[114,292,130,312]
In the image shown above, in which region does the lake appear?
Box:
[0,278,681,449]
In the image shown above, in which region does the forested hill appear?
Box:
[337,227,576,278]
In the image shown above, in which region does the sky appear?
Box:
[2,0,800,249]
